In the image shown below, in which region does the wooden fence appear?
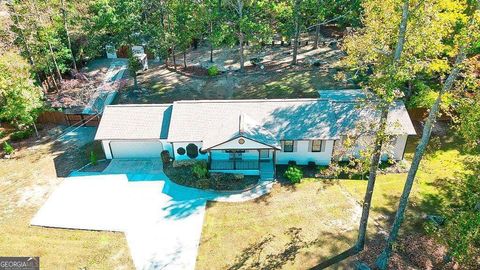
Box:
[407,108,452,122]
[37,111,101,126]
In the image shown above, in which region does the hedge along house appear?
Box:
[95,94,416,180]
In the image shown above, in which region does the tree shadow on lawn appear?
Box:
[227,227,356,270]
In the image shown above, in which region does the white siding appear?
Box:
[210,136,273,150]
[392,135,408,160]
[172,142,208,161]
[276,140,334,165]
[336,135,408,161]
[102,140,112,159]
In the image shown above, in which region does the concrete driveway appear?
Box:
[31,160,272,270]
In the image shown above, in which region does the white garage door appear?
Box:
[110,141,163,159]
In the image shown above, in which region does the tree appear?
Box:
[225,0,273,71]
[454,55,480,150]
[204,0,225,63]
[375,3,480,268]
[0,51,43,133]
[353,0,411,253]
[341,1,469,259]
[291,0,301,65]
[60,0,78,72]
[128,54,142,90]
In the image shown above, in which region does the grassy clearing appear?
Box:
[0,138,133,269]
[197,131,477,269]
[197,180,359,270]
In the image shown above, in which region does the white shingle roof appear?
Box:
[167,99,340,149]
[94,104,172,140]
[95,96,415,145]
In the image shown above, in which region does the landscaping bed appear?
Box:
[163,162,259,191]
[276,159,409,183]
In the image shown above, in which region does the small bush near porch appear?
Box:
[164,161,259,191]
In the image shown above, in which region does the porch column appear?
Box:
[233,150,236,170]
[273,149,277,178]
[257,150,261,170]
[207,150,211,169]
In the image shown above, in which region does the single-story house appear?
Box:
[94,93,416,179]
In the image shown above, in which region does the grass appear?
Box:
[0,138,133,269]
[197,180,359,270]
[196,131,478,269]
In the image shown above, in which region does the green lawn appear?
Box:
[197,131,478,269]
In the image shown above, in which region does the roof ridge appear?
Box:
[105,104,172,107]
[173,98,329,104]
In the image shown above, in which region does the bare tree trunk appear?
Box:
[375,35,470,270]
[292,0,301,65]
[133,74,138,89]
[356,106,389,249]
[313,23,320,49]
[165,50,169,68]
[61,0,78,72]
[237,0,245,71]
[172,47,177,71]
[183,50,187,68]
[356,0,410,252]
[32,122,39,138]
[210,21,214,63]
[48,42,63,81]
[210,44,214,63]
[11,5,41,83]
[239,33,245,71]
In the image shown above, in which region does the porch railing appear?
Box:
[210,160,259,170]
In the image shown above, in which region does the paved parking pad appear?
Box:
[31,160,273,269]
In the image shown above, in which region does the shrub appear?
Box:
[186,143,199,159]
[90,150,98,165]
[3,141,14,155]
[284,165,303,184]
[172,159,197,167]
[10,129,33,141]
[177,147,186,155]
[161,150,171,164]
[207,65,219,76]
[192,161,208,179]
[0,130,5,139]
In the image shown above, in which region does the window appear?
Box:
[283,140,294,152]
[311,140,325,152]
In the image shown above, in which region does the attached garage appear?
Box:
[109,140,163,159]
[95,104,173,160]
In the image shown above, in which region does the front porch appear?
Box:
[207,149,276,180]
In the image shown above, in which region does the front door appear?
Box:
[259,149,270,159]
